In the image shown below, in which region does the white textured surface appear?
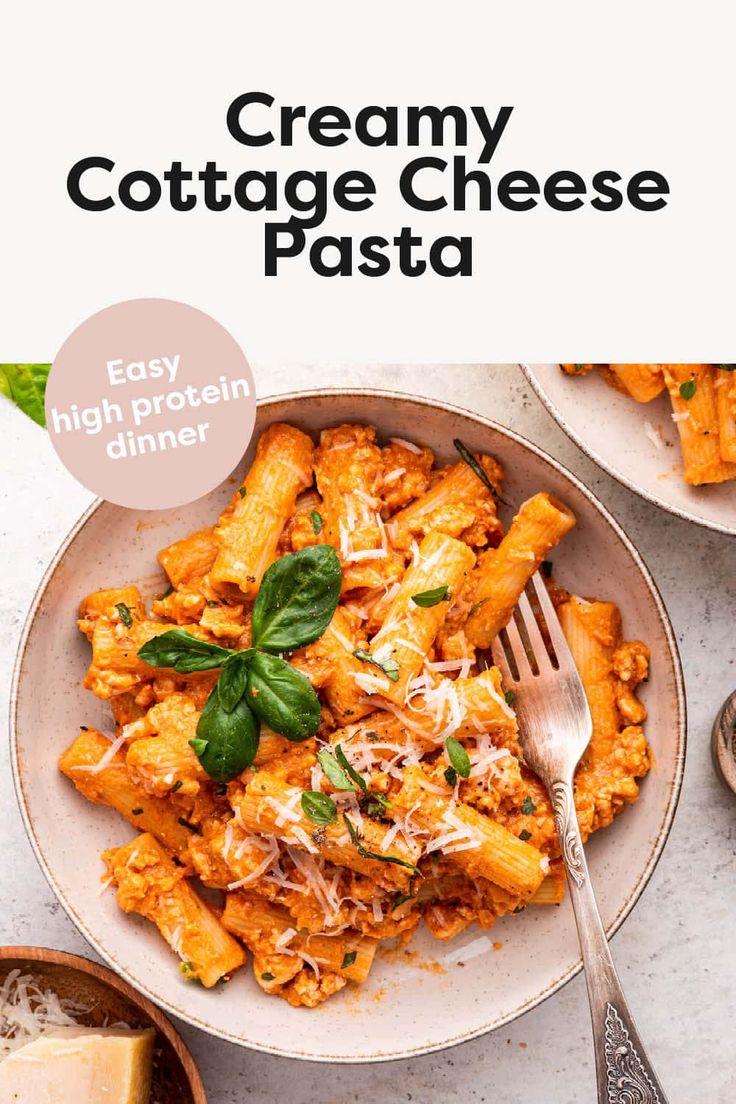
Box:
[1,364,734,1102]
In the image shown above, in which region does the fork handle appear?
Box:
[550,778,668,1104]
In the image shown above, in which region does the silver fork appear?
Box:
[491,573,668,1104]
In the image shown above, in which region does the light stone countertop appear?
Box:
[1,364,734,1103]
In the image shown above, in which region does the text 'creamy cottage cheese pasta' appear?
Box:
[59,422,651,1008]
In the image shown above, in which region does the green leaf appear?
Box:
[251,545,342,653]
[310,510,323,534]
[261,972,275,981]
[317,748,356,791]
[334,744,367,791]
[353,648,400,682]
[363,792,391,818]
[137,629,236,673]
[238,486,247,498]
[157,584,175,600]
[341,951,357,969]
[444,766,458,787]
[246,651,321,741]
[679,379,696,400]
[0,364,51,427]
[519,829,532,841]
[504,689,516,705]
[301,791,337,825]
[115,602,133,628]
[218,652,250,713]
[453,438,500,498]
[410,585,449,608]
[344,815,417,871]
[521,796,537,815]
[190,687,259,782]
[445,736,471,779]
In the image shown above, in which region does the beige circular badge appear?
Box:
[46,298,256,509]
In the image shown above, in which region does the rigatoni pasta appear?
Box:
[563,363,736,486]
[59,420,652,1008]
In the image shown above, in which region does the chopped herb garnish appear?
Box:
[341,951,357,970]
[261,972,275,981]
[444,766,458,787]
[301,790,337,825]
[157,584,174,600]
[238,486,247,498]
[206,600,220,607]
[170,779,183,793]
[392,891,413,910]
[310,510,323,534]
[363,791,391,819]
[519,829,532,841]
[453,438,500,499]
[179,962,196,977]
[445,736,471,779]
[344,814,417,871]
[115,602,133,628]
[354,648,400,682]
[679,379,697,400]
[718,364,736,371]
[131,807,144,816]
[521,796,537,815]
[504,689,516,705]
[410,585,449,608]
[177,816,199,833]
[335,744,367,791]
[317,748,356,791]
[513,905,525,913]
[467,597,490,618]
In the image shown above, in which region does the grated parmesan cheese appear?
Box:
[0,972,94,1060]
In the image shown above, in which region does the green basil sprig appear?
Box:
[251,543,341,652]
[0,364,51,427]
[137,545,341,782]
[301,791,337,825]
[445,736,471,779]
[353,648,400,682]
[344,814,417,872]
[410,585,449,608]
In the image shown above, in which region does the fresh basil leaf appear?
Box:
[0,364,51,427]
[344,815,417,871]
[317,748,356,791]
[353,648,400,683]
[467,597,490,618]
[310,510,323,534]
[246,651,321,741]
[341,951,357,969]
[251,545,341,653]
[391,892,413,910]
[363,792,391,818]
[335,744,367,791]
[453,438,500,499]
[157,584,175,600]
[445,736,471,779]
[679,379,696,400]
[190,687,259,782]
[521,796,537,815]
[410,585,449,608]
[137,629,235,673]
[301,790,337,825]
[115,602,133,628]
[218,652,251,713]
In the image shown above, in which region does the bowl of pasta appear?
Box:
[11,388,685,1062]
[523,364,736,534]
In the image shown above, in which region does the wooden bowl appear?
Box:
[0,946,206,1103]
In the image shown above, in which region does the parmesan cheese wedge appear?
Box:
[0,1026,154,1103]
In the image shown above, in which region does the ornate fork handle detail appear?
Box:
[604,1004,662,1104]
[550,779,585,887]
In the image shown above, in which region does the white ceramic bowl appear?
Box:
[10,389,686,1062]
[522,364,736,535]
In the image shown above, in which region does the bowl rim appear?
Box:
[0,944,206,1101]
[9,385,687,1063]
[521,363,736,537]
